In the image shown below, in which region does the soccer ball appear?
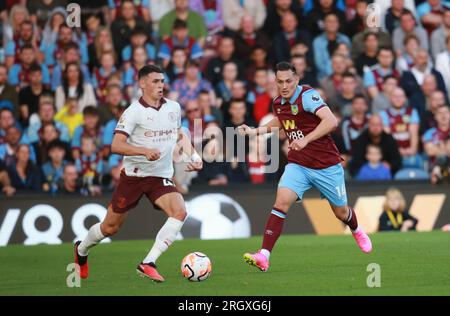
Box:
[181,252,212,282]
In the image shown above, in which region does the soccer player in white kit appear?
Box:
[74,65,203,282]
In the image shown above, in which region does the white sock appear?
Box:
[142,217,184,264]
[78,223,105,256]
[260,249,271,260]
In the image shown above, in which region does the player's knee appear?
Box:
[101,222,120,237]
[171,208,187,221]
[273,201,290,213]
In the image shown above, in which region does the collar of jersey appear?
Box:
[281,86,302,105]
[139,97,167,110]
[388,107,406,116]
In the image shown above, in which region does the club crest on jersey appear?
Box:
[291,104,298,115]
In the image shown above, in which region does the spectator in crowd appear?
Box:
[379,187,417,231]
[197,89,223,127]
[75,135,104,196]
[40,7,67,48]
[215,61,239,104]
[205,36,243,86]
[400,48,447,98]
[247,68,269,104]
[190,0,224,34]
[409,74,446,118]
[423,105,450,168]
[222,0,266,32]
[372,75,399,113]
[0,126,26,167]
[88,26,115,71]
[253,71,277,124]
[330,72,365,117]
[2,5,31,45]
[341,94,370,155]
[110,0,152,62]
[435,35,450,94]
[54,97,84,137]
[233,14,270,63]
[245,45,271,83]
[364,47,399,99]
[350,114,402,177]
[0,160,16,196]
[0,64,18,111]
[98,84,126,126]
[0,108,19,143]
[345,0,368,38]
[431,8,450,59]
[71,106,103,160]
[306,0,346,37]
[27,0,68,31]
[395,34,420,74]
[273,11,312,64]
[159,0,208,45]
[7,143,42,193]
[158,19,203,68]
[313,13,351,80]
[56,163,82,194]
[170,59,214,109]
[109,0,151,23]
[51,41,93,91]
[31,122,71,165]
[263,0,305,37]
[41,139,68,194]
[40,23,88,70]
[354,32,379,76]
[417,0,450,36]
[123,46,150,102]
[291,54,318,87]
[18,64,52,128]
[431,135,450,184]
[350,25,392,63]
[92,51,118,104]
[121,27,155,69]
[165,46,188,83]
[420,91,447,135]
[392,10,429,54]
[384,0,408,35]
[356,144,393,180]
[4,20,40,69]
[8,44,50,91]
[55,61,97,111]
[380,87,421,168]
[83,13,102,46]
[320,55,364,107]
[148,0,174,31]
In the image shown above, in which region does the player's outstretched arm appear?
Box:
[237,117,281,136]
[111,133,160,161]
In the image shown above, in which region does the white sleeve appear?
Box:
[115,106,137,136]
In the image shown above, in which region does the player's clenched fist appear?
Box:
[144,148,161,161]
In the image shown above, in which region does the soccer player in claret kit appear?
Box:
[73,65,203,282]
[239,62,373,272]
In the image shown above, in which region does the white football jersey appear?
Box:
[115,97,181,178]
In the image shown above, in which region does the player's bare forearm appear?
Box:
[238,117,281,136]
[111,133,147,156]
[304,106,338,144]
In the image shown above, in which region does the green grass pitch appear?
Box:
[1,231,449,296]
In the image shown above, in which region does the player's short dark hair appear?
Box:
[28,63,42,74]
[138,64,164,80]
[275,62,297,76]
[173,19,188,30]
[47,139,66,152]
[82,105,99,117]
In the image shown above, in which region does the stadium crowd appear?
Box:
[0,0,449,196]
